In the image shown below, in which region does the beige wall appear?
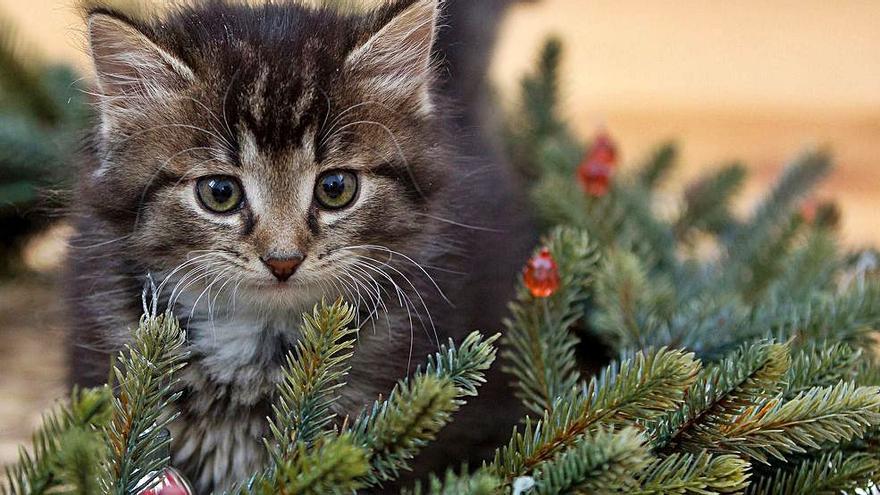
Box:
[2,0,879,244]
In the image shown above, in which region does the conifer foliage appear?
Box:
[4,26,880,495]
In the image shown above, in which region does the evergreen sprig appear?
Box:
[531,427,650,494]
[632,452,750,495]
[99,313,188,495]
[348,332,497,486]
[492,347,699,482]
[502,226,598,415]
[1,388,112,495]
[745,451,880,495]
[267,300,357,457]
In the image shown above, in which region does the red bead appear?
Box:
[577,160,613,197]
[586,130,618,167]
[523,248,560,298]
[138,468,193,495]
[577,129,618,197]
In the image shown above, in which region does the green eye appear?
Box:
[196,176,244,213]
[315,171,358,209]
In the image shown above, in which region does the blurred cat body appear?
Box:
[67,0,529,491]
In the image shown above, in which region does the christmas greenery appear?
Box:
[0,14,90,272]
[4,29,880,495]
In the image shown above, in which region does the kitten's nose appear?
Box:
[261,253,305,282]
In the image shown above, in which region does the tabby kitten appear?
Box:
[67,0,530,491]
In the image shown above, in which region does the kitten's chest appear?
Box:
[177,305,305,407]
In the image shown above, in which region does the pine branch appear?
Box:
[239,434,369,495]
[350,374,460,486]
[745,451,880,495]
[651,341,790,452]
[531,427,650,495]
[783,341,861,399]
[401,467,501,495]
[2,387,112,495]
[502,227,598,415]
[591,249,676,349]
[267,300,357,458]
[100,313,188,495]
[675,163,746,239]
[349,332,497,486]
[710,382,880,464]
[637,141,677,189]
[766,229,839,302]
[721,151,832,285]
[492,347,699,481]
[632,452,750,495]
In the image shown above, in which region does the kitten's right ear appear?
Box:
[88,12,195,108]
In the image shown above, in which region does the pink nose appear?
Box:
[261,254,304,282]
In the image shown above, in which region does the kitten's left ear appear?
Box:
[346,0,440,114]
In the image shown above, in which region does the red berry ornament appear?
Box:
[139,467,193,495]
[577,129,618,197]
[523,248,560,298]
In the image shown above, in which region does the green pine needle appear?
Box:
[350,374,460,486]
[402,467,502,495]
[746,451,880,495]
[531,427,650,495]
[502,226,598,415]
[651,341,790,452]
[1,387,112,495]
[240,434,369,495]
[712,382,880,464]
[267,299,357,457]
[632,452,750,495]
[99,313,188,495]
[493,347,699,481]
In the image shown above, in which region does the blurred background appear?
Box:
[1,0,878,465]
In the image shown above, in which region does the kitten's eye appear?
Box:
[315,171,358,209]
[196,176,244,213]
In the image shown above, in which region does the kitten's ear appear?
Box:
[345,0,440,113]
[88,13,195,108]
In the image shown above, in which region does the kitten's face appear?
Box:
[85,0,446,308]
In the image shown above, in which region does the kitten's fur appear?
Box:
[67,0,531,491]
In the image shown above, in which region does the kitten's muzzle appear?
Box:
[261,253,305,282]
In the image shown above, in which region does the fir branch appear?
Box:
[721,151,832,293]
[346,330,496,485]
[591,250,675,349]
[2,387,112,495]
[745,451,880,495]
[651,341,790,452]
[531,427,650,495]
[423,331,499,397]
[637,141,677,189]
[401,467,501,495]
[240,434,369,495]
[766,229,839,302]
[711,382,880,464]
[783,341,861,399]
[100,313,188,495]
[675,163,746,239]
[493,347,699,481]
[268,300,357,457]
[755,278,880,350]
[350,375,460,486]
[632,452,750,495]
[502,227,598,415]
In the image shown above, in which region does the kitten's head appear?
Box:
[83,0,450,308]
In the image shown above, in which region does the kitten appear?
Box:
[67,0,531,491]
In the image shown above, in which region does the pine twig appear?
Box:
[100,313,188,495]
